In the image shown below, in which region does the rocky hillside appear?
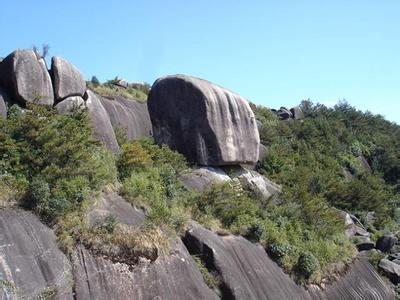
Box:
[0,48,398,299]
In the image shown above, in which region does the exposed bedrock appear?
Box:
[179,166,232,192]
[183,222,395,300]
[55,95,84,114]
[72,239,218,300]
[51,56,86,102]
[85,90,120,154]
[148,75,260,166]
[0,209,73,299]
[99,96,152,141]
[0,49,54,105]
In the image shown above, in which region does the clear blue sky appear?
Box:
[1,1,399,123]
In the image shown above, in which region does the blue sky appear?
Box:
[1,1,399,123]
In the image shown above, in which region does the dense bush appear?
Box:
[297,251,320,279]
[0,104,116,222]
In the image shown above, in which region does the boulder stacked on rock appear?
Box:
[148,75,260,166]
[0,49,54,105]
[51,56,86,102]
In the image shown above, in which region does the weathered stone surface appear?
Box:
[0,209,72,299]
[55,96,84,114]
[378,259,400,284]
[85,90,120,154]
[290,106,304,119]
[354,236,375,251]
[376,234,398,252]
[357,155,372,172]
[148,75,260,166]
[87,191,145,227]
[0,87,8,118]
[99,96,152,141]
[180,167,231,192]
[277,107,292,120]
[51,56,86,102]
[184,222,394,300]
[0,49,54,105]
[226,166,281,200]
[258,144,268,163]
[72,239,218,300]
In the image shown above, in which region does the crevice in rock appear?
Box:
[182,232,234,300]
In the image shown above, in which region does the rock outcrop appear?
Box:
[0,87,8,118]
[87,191,145,227]
[148,75,260,166]
[0,49,54,105]
[0,209,72,299]
[51,56,86,102]
[379,259,400,284]
[55,96,84,114]
[99,96,152,141]
[226,166,281,200]
[376,234,398,252]
[180,167,232,192]
[72,239,218,300]
[184,222,395,300]
[290,106,305,119]
[85,90,120,154]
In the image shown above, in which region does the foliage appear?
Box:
[87,79,148,102]
[0,104,116,223]
[296,251,320,279]
[192,255,221,291]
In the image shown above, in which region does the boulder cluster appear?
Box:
[0,49,152,154]
[272,106,305,120]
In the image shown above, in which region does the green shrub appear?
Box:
[297,251,320,279]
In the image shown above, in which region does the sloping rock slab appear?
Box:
[51,56,86,102]
[0,49,54,105]
[180,166,232,192]
[55,96,84,114]
[72,239,218,300]
[0,209,72,299]
[87,191,145,227]
[85,90,120,154]
[184,222,394,300]
[100,96,152,140]
[148,75,260,166]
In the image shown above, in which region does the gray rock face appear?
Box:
[179,167,232,192]
[379,259,400,284]
[99,96,152,141]
[87,191,145,227]
[354,236,375,251]
[290,106,304,119]
[148,75,260,166]
[376,234,398,252]
[0,209,72,299]
[51,56,86,102]
[277,107,292,120]
[55,96,84,114]
[0,87,8,118]
[72,239,218,300]
[258,144,268,163]
[0,49,54,105]
[184,222,394,300]
[227,166,281,200]
[85,90,120,154]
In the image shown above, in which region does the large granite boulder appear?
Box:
[51,56,86,102]
[290,106,304,119]
[85,90,120,154]
[376,234,398,252]
[0,49,54,105]
[180,167,232,192]
[0,87,8,118]
[0,209,73,299]
[378,259,400,284]
[55,96,84,114]
[72,239,218,300]
[184,222,394,300]
[99,96,152,141]
[148,75,260,166]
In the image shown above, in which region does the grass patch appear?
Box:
[88,83,147,102]
[192,254,221,291]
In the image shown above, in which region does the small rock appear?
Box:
[376,234,398,252]
[378,259,400,284]
[55,96,84,114]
